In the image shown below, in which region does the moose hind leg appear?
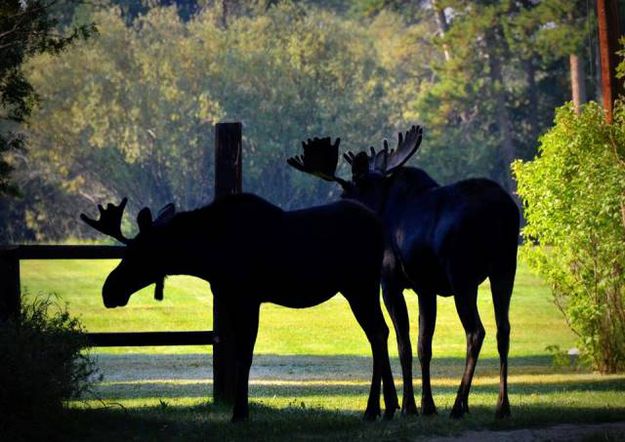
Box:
[346,290,399,421]
[490,268,514,419]
[450,285,484,419]
[382,279,417,416]
[231,305,261,422]
[417,293,437,416]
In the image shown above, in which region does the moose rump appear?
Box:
[82,193,398,421]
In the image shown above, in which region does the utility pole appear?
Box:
[596,0,623,123]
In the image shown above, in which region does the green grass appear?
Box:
[9,371,625,441]
[13,258,625,441]
[20,258,576,357]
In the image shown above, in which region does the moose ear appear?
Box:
[154,203,176,226]
[137,207,153,233]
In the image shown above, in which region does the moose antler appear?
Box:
[287,137,350,187]
[80,198,130,244]
[344,125,423,178]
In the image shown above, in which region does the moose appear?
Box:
[288,126,520,419]
[81,193,399,421]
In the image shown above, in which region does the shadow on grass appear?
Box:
[93,375,625,400]
[94,353,574,383]
[8,400,625,442]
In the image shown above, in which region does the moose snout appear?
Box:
[102,272,130,308]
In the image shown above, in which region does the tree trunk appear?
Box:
[570,53,587,114]
[525,58,539,143]
[432,0,451,61]
[486,44,516,193]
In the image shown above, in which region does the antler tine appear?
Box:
[80,197,130,244]
[384,125,423,174]
[343,151,356,165]
[287,136,342,182]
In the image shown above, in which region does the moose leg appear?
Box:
[450,285,484,419]
[346,291,399,421]
[231,305,260,422]
[381,279,417,416]
[490,268,515,419]
[417,293,437,416]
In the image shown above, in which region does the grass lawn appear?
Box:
[20,258,575,358]
[13,258,625,441]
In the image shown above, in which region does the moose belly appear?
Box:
[264,287,339,309]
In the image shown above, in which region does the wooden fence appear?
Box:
[0,122,241,403]
[0,245,216,347]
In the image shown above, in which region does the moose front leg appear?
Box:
[231,304,260,422]
[346,287,399,421]
[381,278,417,416]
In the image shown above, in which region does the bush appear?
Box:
[513,101,625,373]
[0,297,99,431]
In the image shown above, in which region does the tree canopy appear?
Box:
[0,0,602,240]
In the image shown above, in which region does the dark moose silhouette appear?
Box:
[81,194,399,421]
[288,125,520,419]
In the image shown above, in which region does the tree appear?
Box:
[0,0,95,196]
[17,3,408,239]
[513,102,625,373]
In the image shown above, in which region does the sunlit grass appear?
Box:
[15,257,622,441]
[56,370,625,441]
[20,258,576,358]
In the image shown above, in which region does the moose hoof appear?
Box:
[231,408,249,423]
[449,404,465,419]
[363,409,380,422]
[401,401,419,417]
[495,402,511,419]
[383,408,396,421]
[231,414,248,423]
[421,399,437,416]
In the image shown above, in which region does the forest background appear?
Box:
[1,0,621,241]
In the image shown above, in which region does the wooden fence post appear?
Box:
[213,122,242,405]
[0,246,20,322]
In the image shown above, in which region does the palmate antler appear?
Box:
[287,137,351,187]
[344,125,423,179]
[80,197,130,244]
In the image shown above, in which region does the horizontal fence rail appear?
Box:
[0,245,215,348]
[88,331,217,347]
[17,244,125,259]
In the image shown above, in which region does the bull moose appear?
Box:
[288,125,520,419]
[81,193,399,421]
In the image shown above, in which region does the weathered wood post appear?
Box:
[213,122,242,404]
[0,246,20,321]
[597,0,622,123]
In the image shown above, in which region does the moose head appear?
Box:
[287,125,423,212]
[80,198,175,308]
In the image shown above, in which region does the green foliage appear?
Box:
[513,102,625,373]
[19,2,413,239]
[0,0,96,197]
[0,297,100,433]
[2,1,594,240]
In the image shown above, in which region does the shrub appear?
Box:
[513,101,625,373]
[0,297,99,430]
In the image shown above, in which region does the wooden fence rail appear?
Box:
[0,245,217,347]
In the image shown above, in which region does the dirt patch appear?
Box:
[93,353,376,382]
[426,421,625,441]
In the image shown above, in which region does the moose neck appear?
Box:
[148,208,220,281]
[377,167,439,219]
